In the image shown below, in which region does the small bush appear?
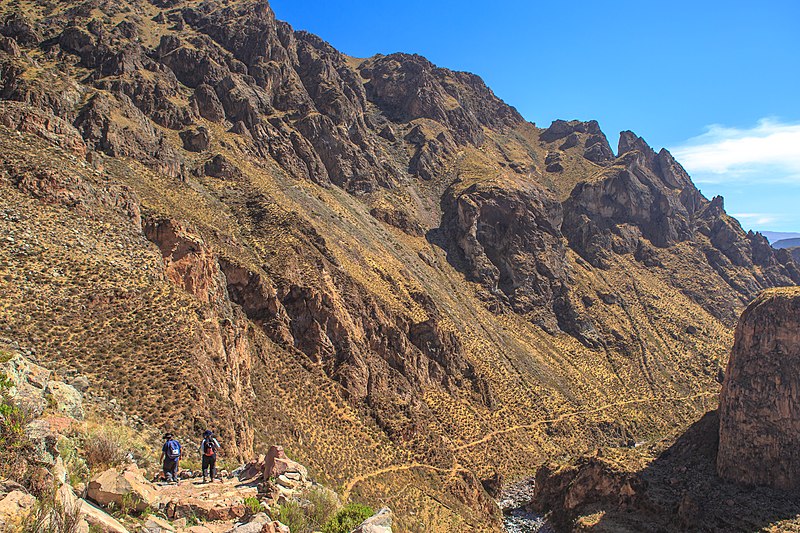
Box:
[83,432,126,471]
[243,496,265,515]
[0,373,35,484]
[304,488,339,530]
[107,492,138,518]
[275,500,308,533]
[322,503,374,533]
[57,437,90,488]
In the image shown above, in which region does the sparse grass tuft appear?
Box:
[83,432,126,472]
[20,485,83,533]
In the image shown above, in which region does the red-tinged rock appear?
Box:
[263,446,306,480]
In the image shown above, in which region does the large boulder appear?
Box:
[0,490,36,529]
[79,499,130,533]
[87,465,158,512]
[263,446,307,481]
[718,287,800,489]
[46,381,85,420]
[352,507,393,533]
[1,351,52,416]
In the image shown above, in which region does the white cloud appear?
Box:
[731,213,779,226]
[670,118,800,184]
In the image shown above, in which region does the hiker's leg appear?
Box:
[202,455,210,482]
[163,460,173,482]
[209,455,217,481]
[171,460,179,483]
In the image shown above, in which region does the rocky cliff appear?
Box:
[1,0,798,530]
[718,286,800,489]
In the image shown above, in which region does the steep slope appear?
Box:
[1,1,798,531]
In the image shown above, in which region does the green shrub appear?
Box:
[57,437,90,488]
[107,492,137,518]
[243,496,265,515]
[275,500,308,533]
[322,503,374,533]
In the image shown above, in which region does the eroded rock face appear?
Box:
[540,119,614,165]
[363,53,521,146]
[532,454,647,531]
[718,287,800,490]
[442,179,574,332]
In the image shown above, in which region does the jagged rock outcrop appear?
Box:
[369,206,425,236]
[442,178,600,345]
[363,53,521,146]
[718,287,800,489]
[539,120,614,164]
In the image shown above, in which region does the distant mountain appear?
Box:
[773,238,800,249]
[762,231,800,244]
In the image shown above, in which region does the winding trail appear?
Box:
[342,390,715,500]
[455,390,715,451]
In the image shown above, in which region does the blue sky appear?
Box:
[270,1,800,232]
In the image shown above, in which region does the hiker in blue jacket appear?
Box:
[160,433,182,484]
[199,429,222,483]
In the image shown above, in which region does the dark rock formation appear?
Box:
[180,127,211,153]
[202,154,241,180]
[532,454,647,531]
[369,206,425,236]
[718,287,800,490]
[362,53,522,146]
[540,119,614,164]
[442,179,580,335]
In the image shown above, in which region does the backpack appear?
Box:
[166,439,181,459]
[203,438,216,457]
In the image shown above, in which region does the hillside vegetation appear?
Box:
[1,1,798,530]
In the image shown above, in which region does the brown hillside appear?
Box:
[1,1,798,530]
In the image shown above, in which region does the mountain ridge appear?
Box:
[1,1,798,530]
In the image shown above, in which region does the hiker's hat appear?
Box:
[163,432,173,439]
[203,429,213,437]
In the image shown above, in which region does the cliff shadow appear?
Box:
[593,410,800,532]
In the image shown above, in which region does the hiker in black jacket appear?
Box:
[199,429,221,483]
